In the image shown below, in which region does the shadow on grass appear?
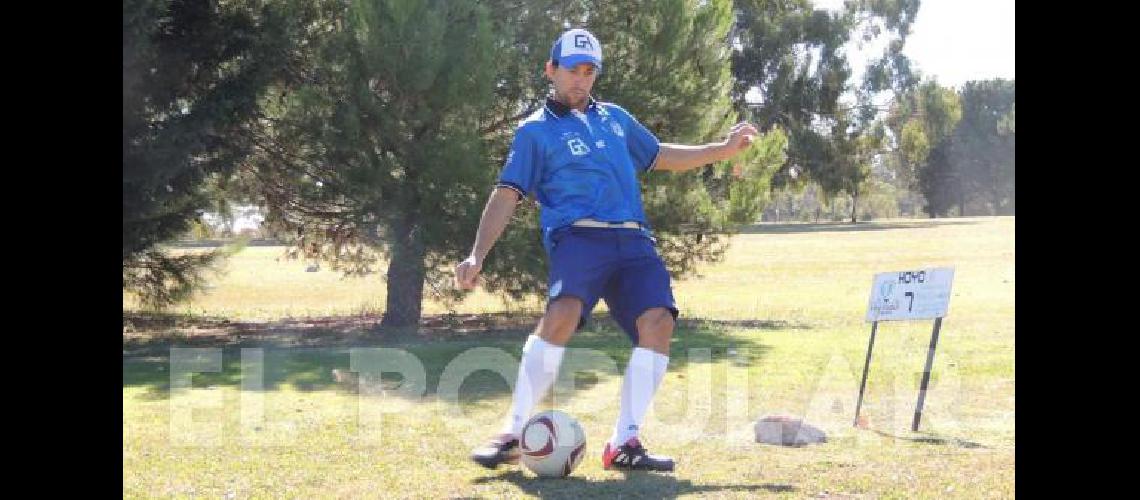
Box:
[471,469,796,499]
[123,312,798,404]
[735,219,982,235]
[868,429,988,449]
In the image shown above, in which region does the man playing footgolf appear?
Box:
[455,28,759,472]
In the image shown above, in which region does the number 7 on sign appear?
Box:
[904,292,914,312]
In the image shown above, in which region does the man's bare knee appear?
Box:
[636,308,675,354]
[538,297,583,346]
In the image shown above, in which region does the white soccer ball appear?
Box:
[519,410,587,478]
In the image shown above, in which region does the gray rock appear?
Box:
[754,415,827,446]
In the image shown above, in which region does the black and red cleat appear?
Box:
[602,437,674,472]
[470,434,520,469]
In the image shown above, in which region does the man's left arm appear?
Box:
[652,122,760,173]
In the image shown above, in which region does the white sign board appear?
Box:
[865,267,955,322]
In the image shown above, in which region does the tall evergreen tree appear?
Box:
[245,0,502,327]
[917,139,959,217]
[953,79,1015,215]
[913,79,1013,217]
[123,0,317,307]
[249,0,787,327]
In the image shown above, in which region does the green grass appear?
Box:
[123,216,1014,498]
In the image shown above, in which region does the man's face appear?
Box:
[545,61,598,109]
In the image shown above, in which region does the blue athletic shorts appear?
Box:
[544,226,679,343]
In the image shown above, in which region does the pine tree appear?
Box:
[249,0,786,327]
[123,0,317,308]
[246,0,502,327]
[952,79,1015,215]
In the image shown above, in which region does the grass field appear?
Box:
[123,216,1014,498]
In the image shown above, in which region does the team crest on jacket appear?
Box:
[567,138,589,156]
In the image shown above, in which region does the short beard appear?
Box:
[553,90,588,111]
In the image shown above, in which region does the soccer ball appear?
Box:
[519,410,587,478]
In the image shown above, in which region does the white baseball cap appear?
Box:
[550,28,602,71]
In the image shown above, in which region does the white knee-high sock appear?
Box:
[501,335,566,438]
[610,347,669,447]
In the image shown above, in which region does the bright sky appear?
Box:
[819,0,1015,89]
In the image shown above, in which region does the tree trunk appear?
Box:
[850,190,858,224]
[381,217,426,329]
[958,178,966,217]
